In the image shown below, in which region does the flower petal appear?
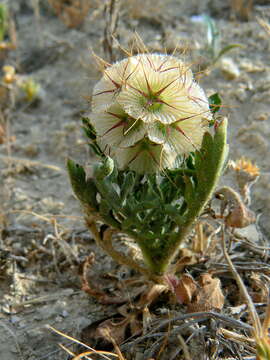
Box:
[90,104,147,148]
[115,141,176,173]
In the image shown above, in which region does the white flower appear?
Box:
[90,53,212,173]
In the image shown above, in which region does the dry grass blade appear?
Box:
[177,334,192,360]
[258,18,270,36]
[0,154,64,172]
[221,225,261,337]
[46,325,119,360]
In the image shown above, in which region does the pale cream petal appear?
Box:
[92,57,137,112]
[92,77,118,112]
[115,142,176,173]
[90,104,146,148]
[167,118,207,154]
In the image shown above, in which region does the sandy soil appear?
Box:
[0,1,270,359]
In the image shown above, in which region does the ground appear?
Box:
[0,1,270,359]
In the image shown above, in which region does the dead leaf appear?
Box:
[188,273,225,312]
[81,316,127,349]
[172,248,199,273]
[138,283,167,308]
[81,312,142,349]
[80,253,128,304]
[98,317,130,345]
[166,273,197,305]
[250,272,269,303]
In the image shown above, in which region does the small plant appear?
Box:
[196,15,242,69]
[67,53,228,280]
[18,78,41,103]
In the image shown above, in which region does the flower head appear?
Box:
[90,53,212,173]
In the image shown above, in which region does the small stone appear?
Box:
[10,315,21,324]
[255,112,268,121]
[219,58,240,80]
[234,224,259,243]
[234,88,247,102]
[240,59,265,73]
[61,310,69,318]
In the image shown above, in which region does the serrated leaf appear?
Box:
[120,172,136,203]
[99,199,121,228]
[67,159,98,210]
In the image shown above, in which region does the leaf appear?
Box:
[120,172,136,203]
[168,274,198,305]
[81,117,105,157]
[208,93,222,114]
[188,273,224,312]
[99,199,121,228]
[67,159,98,209]
[215,44,243,63]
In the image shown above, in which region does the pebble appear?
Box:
[234,224,259,243]
[240,59,265,73]
[219,57,240,80]
[254,112,268,122]
[233,87,247,102]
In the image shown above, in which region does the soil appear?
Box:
[0,1,270,359]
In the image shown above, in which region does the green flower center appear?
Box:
[140,93,163,113]
[123,114,143,135]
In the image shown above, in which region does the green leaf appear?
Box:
[67,159,98,209]
[215,44,243,63]
[81,117,105,157]
[99,199,121,228]
[120,172,136,203]
[209,93,222,114]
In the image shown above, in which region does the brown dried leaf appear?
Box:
[48,0,91,28]
[138,283,167,307]
[81,316,128,349]
[215,186,256,228]
[166,274,197,305]
[188,273,225,312]
[172,248,199,273]
[250,272,269,303]
[98,317,129,345]
[82,313,142,348]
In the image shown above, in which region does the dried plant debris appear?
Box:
[47,0,92,28]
